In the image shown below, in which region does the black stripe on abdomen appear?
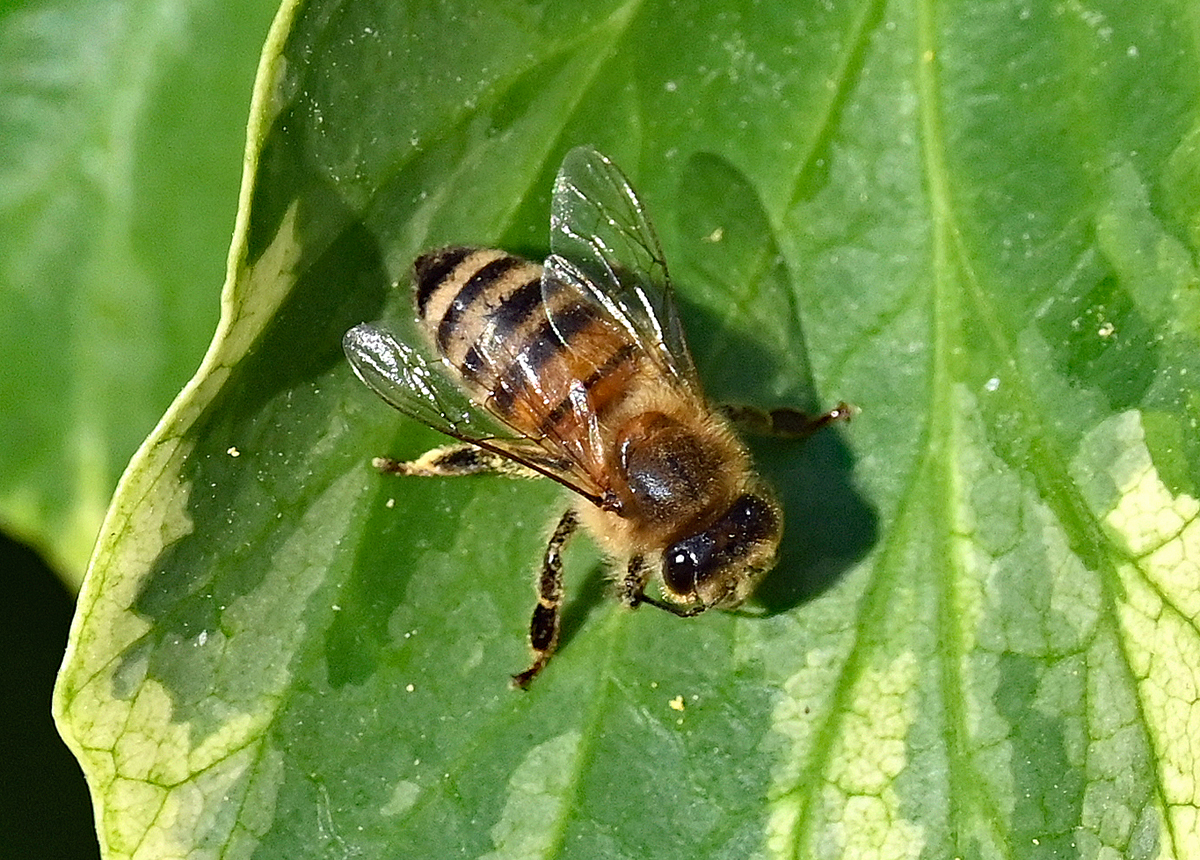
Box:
[456,274,556,387]
[414,247,473,318]
[487,276,544,337]
[435,256,522,353]
[491,303,598,417]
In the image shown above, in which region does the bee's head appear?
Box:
[661,491,782,609]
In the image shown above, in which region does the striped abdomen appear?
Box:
[413,246,643,443]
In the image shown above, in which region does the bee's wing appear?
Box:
[547,145,699,388]
[344,323,500,439]
[343,323,612,507]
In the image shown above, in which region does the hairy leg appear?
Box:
[616,555,652,608]
[618,555,710,617]
[511,508,578,690]
[372,443,536,478]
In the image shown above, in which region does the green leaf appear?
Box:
[0,0,280,586]
[55,0,1200,858]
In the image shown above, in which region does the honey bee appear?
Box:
[344,146,850,688]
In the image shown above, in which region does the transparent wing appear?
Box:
[344,323,503,440]
[343,323,610,507]
[548,145,698,387]
[462,295,611,494]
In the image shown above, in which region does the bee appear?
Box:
[344,146,850,688]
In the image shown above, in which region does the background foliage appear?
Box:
[26,0,1200,857]
[1,0,279,855]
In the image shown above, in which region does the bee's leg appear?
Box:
[620,555,709,617]
[511,508,578,690]
[639,595,707,618]
[721,402,855,439]
[617,555,652,608]
[373,444,536,478]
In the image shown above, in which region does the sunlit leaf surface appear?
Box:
[56,0,1200,857]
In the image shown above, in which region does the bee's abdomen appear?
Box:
[415,248,536,350]
[413,246,642,439]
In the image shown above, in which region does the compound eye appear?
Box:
[662,494,779,598]
[663,535,715,596]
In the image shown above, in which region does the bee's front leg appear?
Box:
[511,508,578,690]
[617,555,652,608]
[638,593,708,618]
[619,555,709,617]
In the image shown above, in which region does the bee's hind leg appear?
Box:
[373,443,535,478]
[720,402,855,439]
[512,508,578,690]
